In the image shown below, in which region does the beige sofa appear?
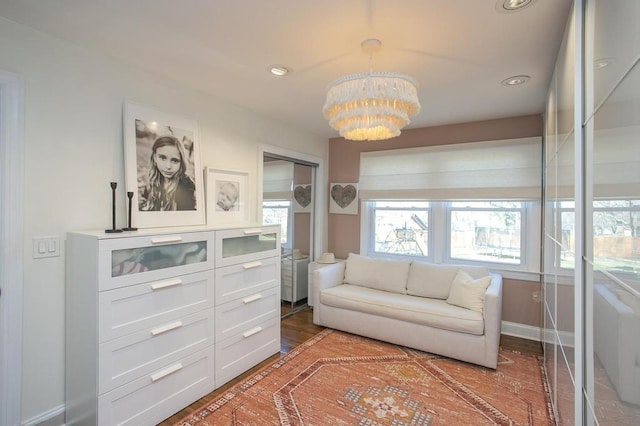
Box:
[312,254,503,369]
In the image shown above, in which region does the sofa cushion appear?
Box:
[458,265,490,280]
[446,270,492,312]
[320,284,485,335]
[407,262,459,299]
[343,253,411,294]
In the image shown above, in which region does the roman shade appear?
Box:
[553,126,640,200]
[359,137,543,200]
[263,160,294,200]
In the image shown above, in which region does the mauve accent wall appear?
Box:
[327,114,544,327]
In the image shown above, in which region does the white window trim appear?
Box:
[361,200,541,282]
[362,200,433,262]
[262,200,293,249]
[0,69,24,426]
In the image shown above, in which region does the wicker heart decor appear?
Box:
[294,185,312,208]
[331,184,357,208]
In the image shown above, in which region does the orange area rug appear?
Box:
[177,329,555,425]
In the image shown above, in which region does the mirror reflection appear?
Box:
[262,156,315,317]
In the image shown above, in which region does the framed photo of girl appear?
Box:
[123,101,205,228]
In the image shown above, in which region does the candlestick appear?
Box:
[105,182,123,233]
[122,191,138,231]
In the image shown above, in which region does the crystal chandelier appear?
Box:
[323,39,421,141]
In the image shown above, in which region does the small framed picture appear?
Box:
[123,101,205,228]
[329,182,359,215]
[205,167,251,226]
[293,184,312,213]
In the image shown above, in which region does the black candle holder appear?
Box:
[122,191,138,231]
[105,182,123,233]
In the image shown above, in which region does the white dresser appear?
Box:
[65,225,280,425]
[213,225,281,386]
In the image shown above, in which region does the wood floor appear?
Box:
[158,306,542,425]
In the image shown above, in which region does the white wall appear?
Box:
[0,17,327,423]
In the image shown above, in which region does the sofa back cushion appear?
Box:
[343,253,411,294]
[406,262,460,299]
[458,265,490,280]
[446,269,492,312]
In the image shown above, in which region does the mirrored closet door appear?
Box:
[262,155,316,318]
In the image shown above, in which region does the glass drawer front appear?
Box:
[215,226,281,267]
[99,231,214,290]
[112,241,207,277]
[221,233,277,259]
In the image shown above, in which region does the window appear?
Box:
[363,200,539,276]
[359,137,542,277]
[262,200,291,247]
[369,201,430,257]
[559,199,640,272]
[449,201,523,265]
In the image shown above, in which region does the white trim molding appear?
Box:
[0,69,25,426]
[20,404,65,426]
[257,144,327,261]
[501,321,542,342]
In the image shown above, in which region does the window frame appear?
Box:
[262,199,293,249]
[363,200,432,261]
[361,199,541,280]
[557,199,640,274]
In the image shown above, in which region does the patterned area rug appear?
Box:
[177,329,555,425]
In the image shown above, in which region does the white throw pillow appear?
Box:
[446,269,492,312]
[343,253,411,294]
[406,262,460,299]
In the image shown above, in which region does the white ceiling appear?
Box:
[0,0,573,138]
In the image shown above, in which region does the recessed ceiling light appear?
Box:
[496,0,536,12]
[269,65,291,76]
[501,75,530,86]
[594,58,615,69]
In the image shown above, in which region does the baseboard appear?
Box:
[21,404,65,426]
[501,320,542,342]
[501,321,575,348]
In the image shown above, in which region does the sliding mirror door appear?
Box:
[262,155,316,317]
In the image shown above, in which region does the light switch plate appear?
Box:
[33,236,60,258]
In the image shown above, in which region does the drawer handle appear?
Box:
[242,326,263,338]
[151,321,183,336]
[150,278,183,290]
[243,228,263,235]
[243,294,263,304]
[243,261,263,270]
[150,236,183,245]
[150,363,183,382]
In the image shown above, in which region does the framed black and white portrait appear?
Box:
[205,167,251,227]
[123,101,205,228]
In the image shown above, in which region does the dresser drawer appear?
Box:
[215,286,279,343]
[99,270,214,342]
[215,316,280,387]
[98,346,215,426]
[99,231,214,290]
[215,225,280,267]
[281,264,293,280]
[215,255,279,305]
[98,309,214,394]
